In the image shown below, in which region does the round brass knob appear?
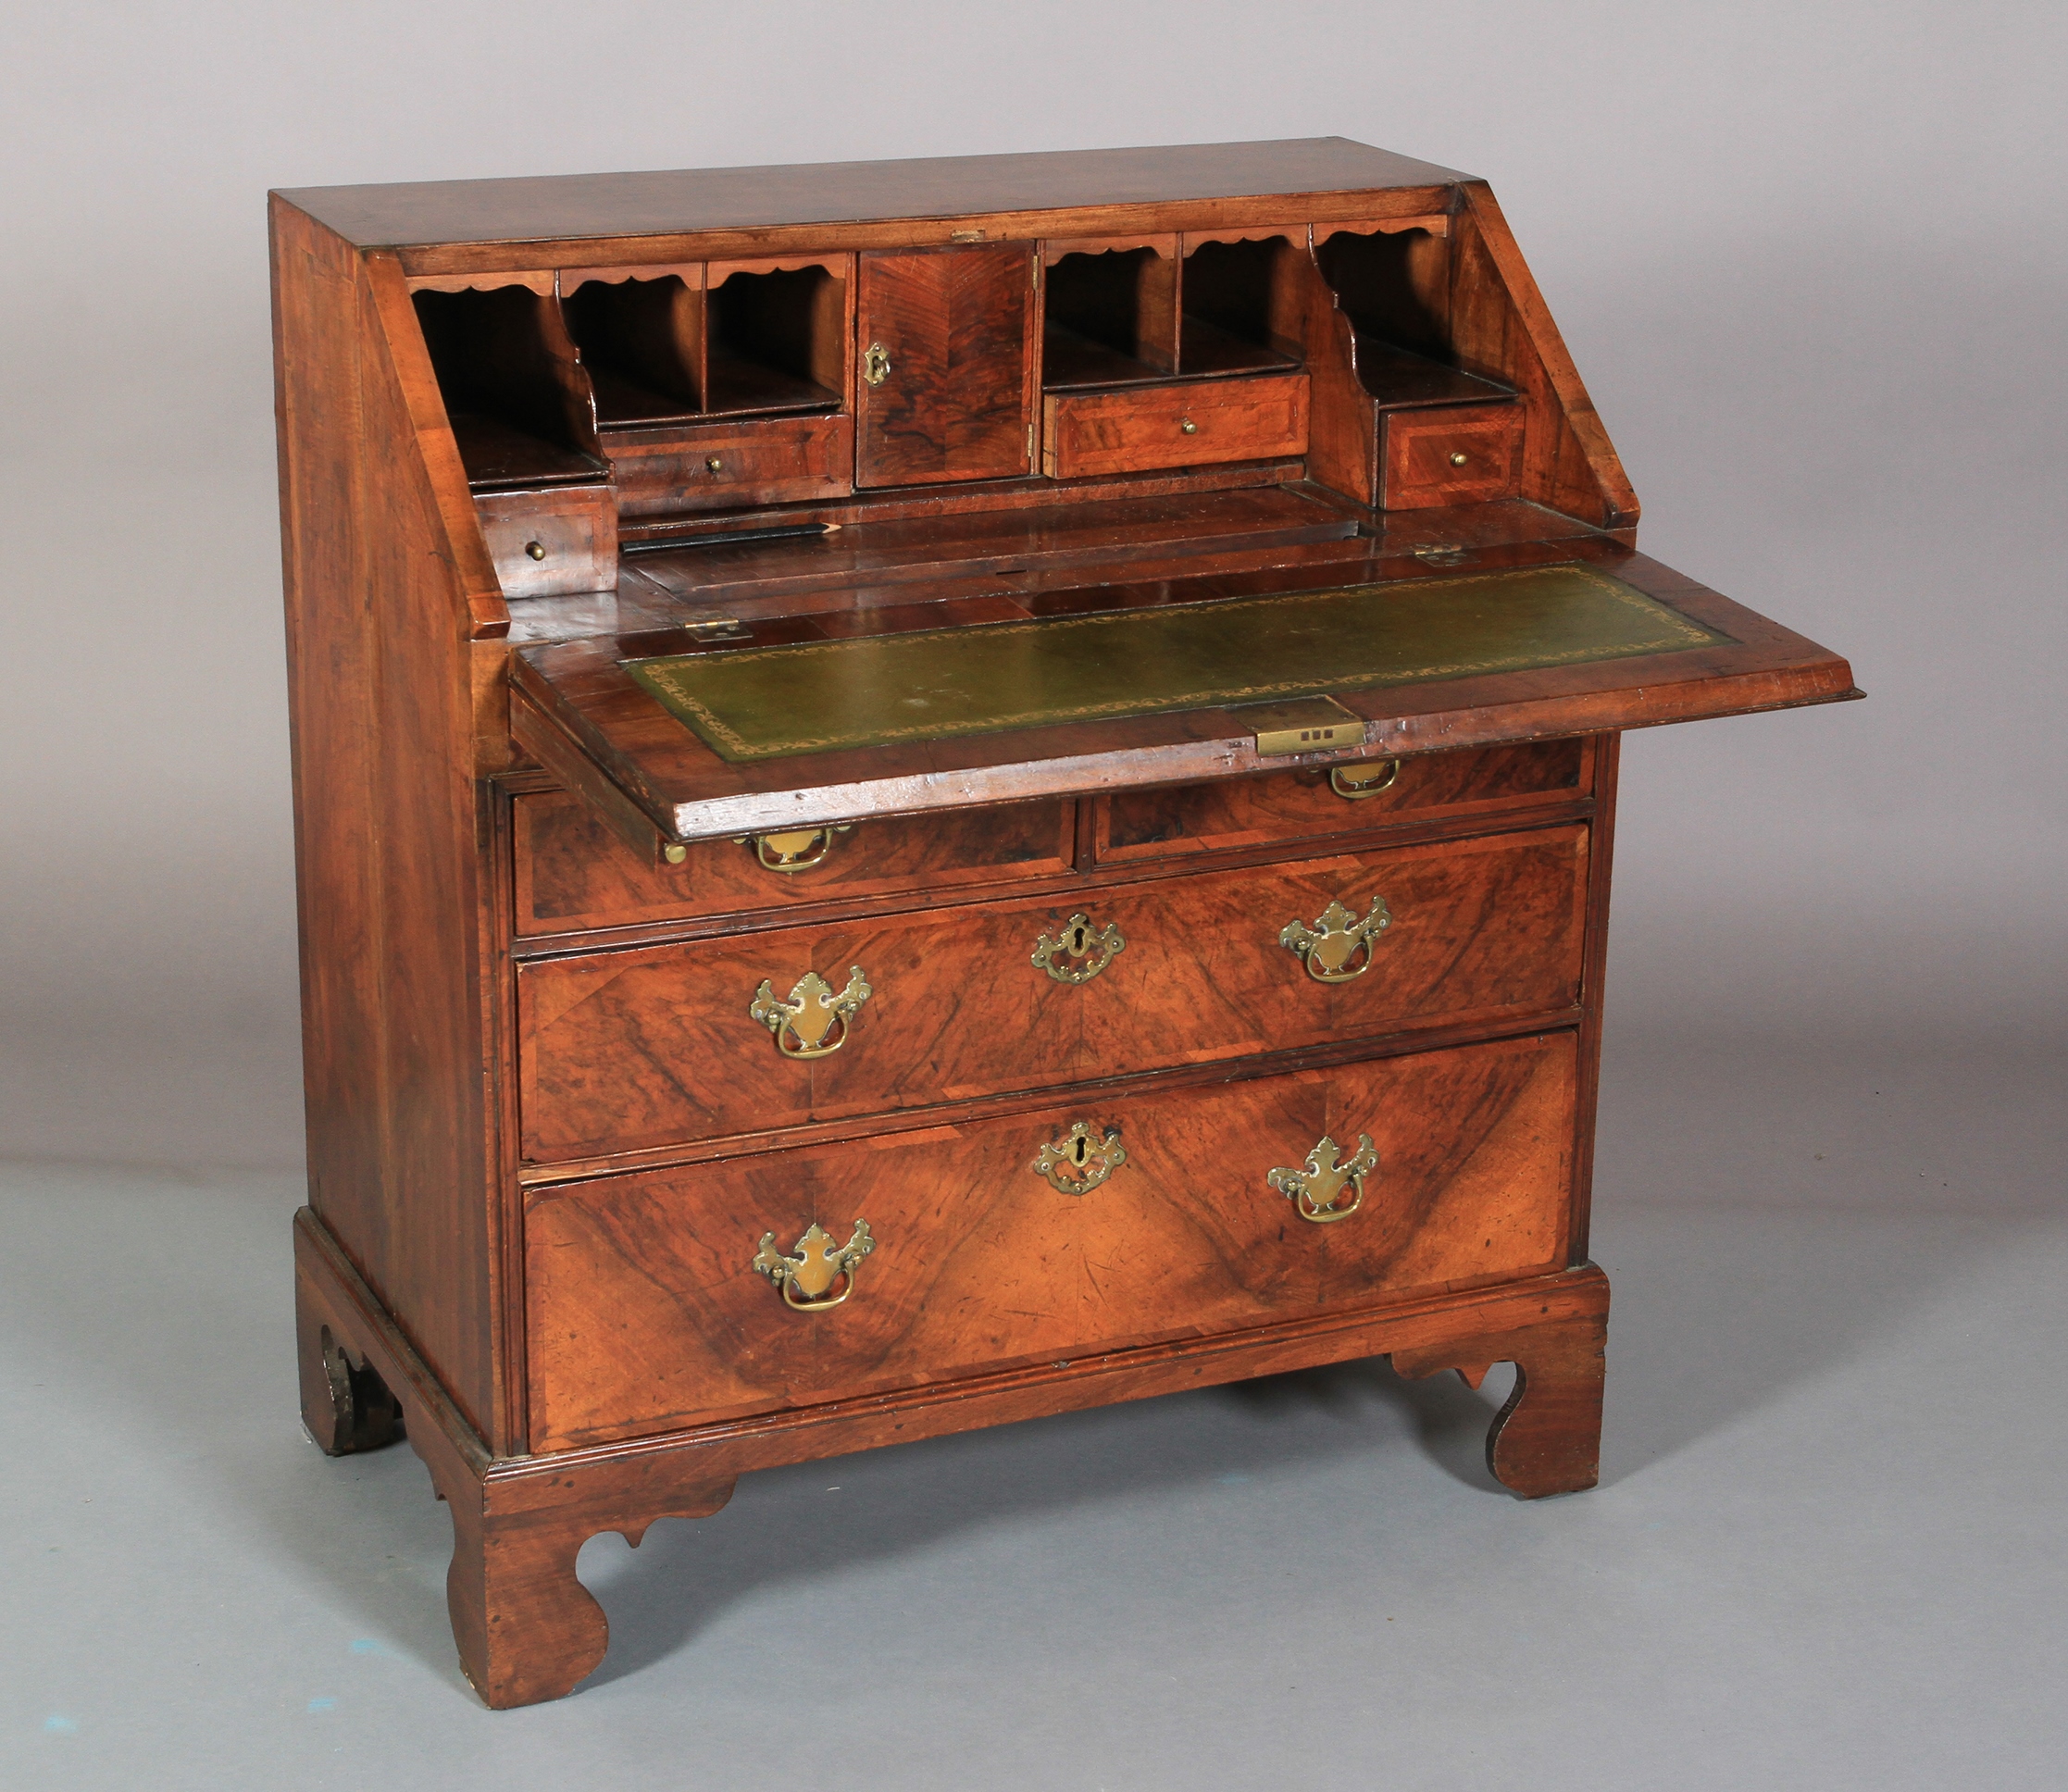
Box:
[706,456,724,473]
[1178,418,1199,434]
[662,843,688,865]
[1449,451,1470,467]
[524,541,546,560]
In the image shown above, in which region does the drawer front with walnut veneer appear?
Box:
[513,792,1077,936]
[1378,403,1525,509]
[517,825,1588,1163]
[1041,372,1308,479]
[605,414,853,516]
[523,1030,1577,1450]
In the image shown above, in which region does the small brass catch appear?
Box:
[753,1220,875,1310]
[750,965,872,1057]
[1031,914,1126,985]
[862,342,892,388]
[1279,895,1392,983]
[1329,758,1401,801]
[1268,1134,1378,1224]
[1032,1122,1127,1194]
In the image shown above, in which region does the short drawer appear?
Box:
[513,792,1077,936]
[477,484,617,599]
[1042,372,1308,479]
[517,824,1588,1162]
[1377,402,1524,509]
[523,1029,1577,1449]
[1099,738,1587,864]
[604,412,853,516]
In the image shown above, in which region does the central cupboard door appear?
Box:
[855,243,1038,487]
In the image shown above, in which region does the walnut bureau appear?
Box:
[270,139,1857,1707]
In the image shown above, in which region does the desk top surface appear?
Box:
[274,138,1472,251]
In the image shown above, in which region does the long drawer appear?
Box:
[517,823,1588,1163]
[523,1030,1579,1450]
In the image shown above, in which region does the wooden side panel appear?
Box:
[272,198,503,1443]
[855,244,1037,487]
[516,826,1588,1162]
[1449,184,1638,530]
[1098,738,1585,862]
[523,1031,1577,1450]
[514,790,1076,935]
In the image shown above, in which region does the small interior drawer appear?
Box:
[1377,402,1524,509]
[512,790,1076,937]
[1099,738,1588,864]
[1042,371,1307,479]
[604,412,853,516]
[476,484,617,599]
[521,1029,1577,1450]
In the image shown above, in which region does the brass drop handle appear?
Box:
[1031,913,1126,985]
[1032,1122,1127,1194]
[1268,1133,1377,1225]
[1279,895,1392,983]
[753,1220,875,1310]
[744,824,853,874]
[525,541,546,560]
[706,455,725,473]
[1449,451,1470,467]
[1178,417,1199,434]
[862,342,892,388]
[750,965,872,1058]
[1329,757,1401,801]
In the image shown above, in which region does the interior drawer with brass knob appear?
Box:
[511,790,1077,938]
[1098,737,1590,865]
[1377,401,1525,509]
[602,411,853,516]
[476,483,617,600]
[515,823,1588,1164]
[520,1028,1577,1450]
[1040,371,1308,479]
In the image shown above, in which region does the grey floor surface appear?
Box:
[5,1039,2062,1792]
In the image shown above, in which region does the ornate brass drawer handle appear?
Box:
[1031,913,1126,985]
[1328,757,1401,801]
[741,824,853,874]
[753,1220,875,1310]
[1279,896,1392,983]
[1268,1133,1377,1225]
[750,965,872,1057]
[1031,1122,1127,1194]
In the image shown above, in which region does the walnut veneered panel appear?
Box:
[1379,402,1524,510]
[523,1030,1577,1450]
[516,825,1589,1162]
[855,244,1038,487]
[512,791,1076,935]
[1098,738,1587,863]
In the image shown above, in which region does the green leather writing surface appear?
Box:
[625,563,1732,763]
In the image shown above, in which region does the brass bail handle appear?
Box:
[1278,895,1392,983]
[744,824,853,874]
[1031,913,1126,985]
[753,1220,876,1310]
[862,342,892,388]
[750,965,873,1058]
[1329,757,1401,801]
[1268,1133,1377,1225]
[1031,1121,1127,1194]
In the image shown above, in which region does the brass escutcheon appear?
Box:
[741,824,853,874]
[753,1219,875,1310]
[1031,1122,1127,1194]
[1279,895,1392,983]
[1031,914,1126,985]
[862,342,892,388]
[1329,757,1401,801]
[1268,1133,1378,1224]
[750,965,872,1057]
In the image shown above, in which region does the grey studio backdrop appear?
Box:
[2,4,2062,1789]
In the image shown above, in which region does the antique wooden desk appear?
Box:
[271,139,1855,1707]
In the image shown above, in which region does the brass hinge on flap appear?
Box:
[1232,696,1367,757]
